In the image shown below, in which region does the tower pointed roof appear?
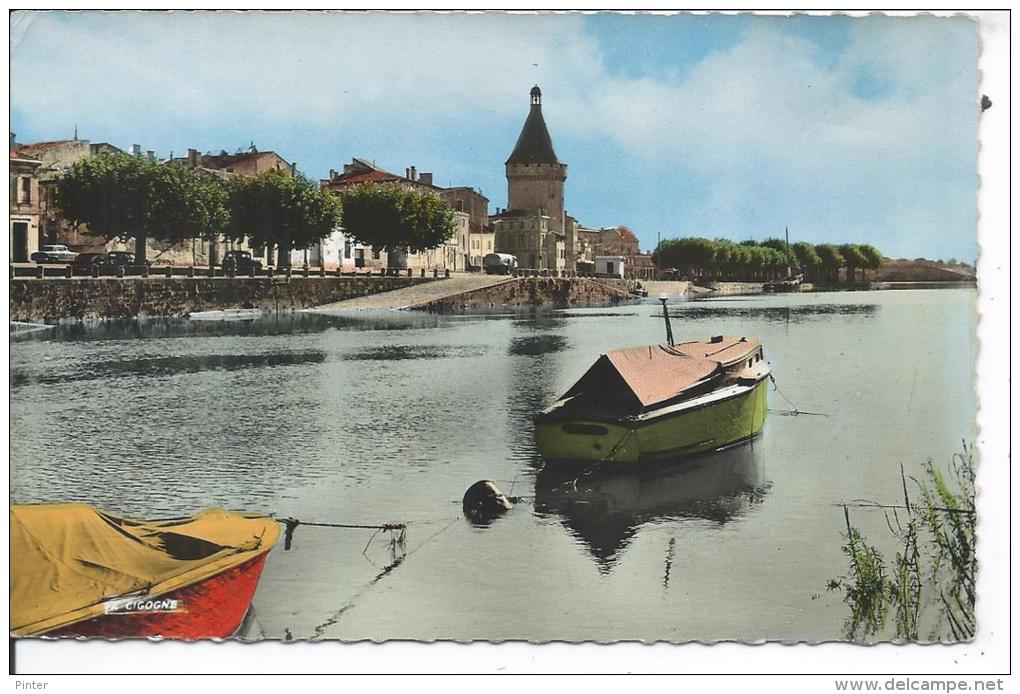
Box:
[506,85,560,166]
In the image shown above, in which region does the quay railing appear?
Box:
[9,263,454,280]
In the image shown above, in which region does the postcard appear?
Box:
[8,9,1005,676]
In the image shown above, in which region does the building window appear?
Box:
[20,177,31,204]
[344,239,351,259]
[372,247,380,260]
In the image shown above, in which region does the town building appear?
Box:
[176,145,298,267]
[576,224,601,274]
[441,186,494,270]
[9,148,42,262]
[626,253,656,280]
[9,136,128,257]
[491,86,578,272]
[197,146,294,177]
[321,158,473,271]
[577,224,654,279]
[597,226,640,256]
[595,255,626,278]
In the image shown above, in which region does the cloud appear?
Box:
[10,11,979,259]
[12,12,598,131]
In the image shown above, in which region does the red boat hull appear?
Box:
[49,551,271,640]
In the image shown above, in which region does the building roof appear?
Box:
[444,186,489,201]
[325,169,402,187]
[323,159,441,191]
[506,87,560,166]
[490,208,550,220]
[11,140,75,156]
[201,150,289,170]
[9,152,42,165]
[616,225,638,242]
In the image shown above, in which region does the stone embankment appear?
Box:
[410,276,635,312]
[704,281,766,296]
[641,280,692,300]
[9,276,435,321]
[314,274,512,310]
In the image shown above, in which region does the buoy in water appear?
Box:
[462,480,513,524]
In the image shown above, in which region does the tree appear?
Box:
[762,237,795,270]
[762,246,788,281]
[152,165,230,258]
[744,244,768,281]
[791,241,821,282]
[859,244,883,281]
[653,237,716,280]
[227,169,342,267]
[337,183,455,269]
[55,152,227,263]
[840,243,868,284]
[712,238,742,280]
[816,244,844,284]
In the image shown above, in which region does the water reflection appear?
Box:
[668,303,878,322]
[505,323,564,467]
[508,335,568,357]
[10,311,457,343]
[342,345,487,361]
[11,350,327,387]
[512,312,568,333]
[534,444,770,570]
[555,311,643,319]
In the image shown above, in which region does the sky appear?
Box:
[10,11,980,261]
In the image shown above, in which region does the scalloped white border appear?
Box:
[7,6,1011,685]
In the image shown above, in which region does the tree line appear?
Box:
[652,236,883,284]
[54,152,453,266]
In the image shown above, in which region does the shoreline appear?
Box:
[8,275,977,323]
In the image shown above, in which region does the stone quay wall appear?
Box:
[704,281,766,296]
[10,276,436,321]
[411,277,635,312]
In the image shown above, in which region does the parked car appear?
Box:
[222,250,263,272]
[92,251,137,274]
[101,251,137,266]
[30,245,78,264]
[70,252,107,271]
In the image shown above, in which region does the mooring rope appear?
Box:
[768,373,828,417]
[276,517,408,551]
[836,501,974,515]
[308,515,462,639]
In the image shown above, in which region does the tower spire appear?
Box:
[506,85,559,165]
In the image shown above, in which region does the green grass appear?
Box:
[828,444,976,642]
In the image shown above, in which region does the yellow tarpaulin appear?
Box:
[11,503,280,636]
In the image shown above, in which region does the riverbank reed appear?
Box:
[828,443,976,642]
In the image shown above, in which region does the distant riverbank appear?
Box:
[644,279,976,301]
[9,272,977,322]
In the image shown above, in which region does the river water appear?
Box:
[9,288,977,642]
